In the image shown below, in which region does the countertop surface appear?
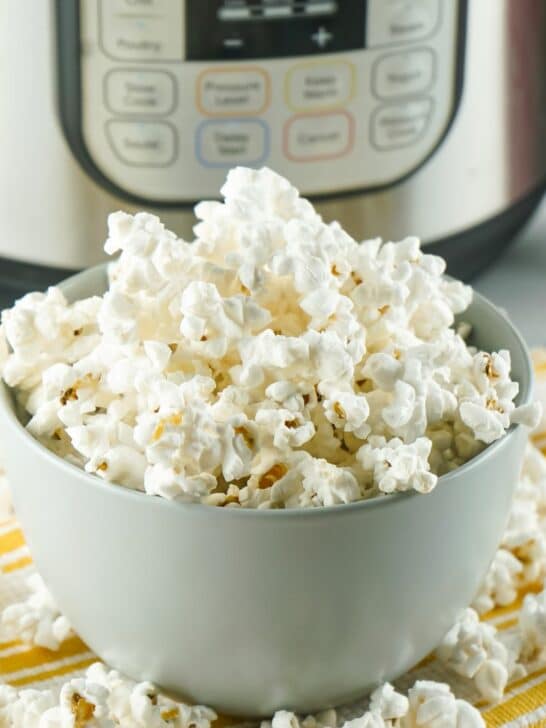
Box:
[474,196,546,347]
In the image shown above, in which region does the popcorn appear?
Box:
[511,401,543,429]
[268,709,336,728]
[518,589,546,662]
[255,405,316,450]
[322,388,370,440]
[0,662,217,727]
[10,688,58,727]
[381,381,417,431]
[356,437,437,495]
[342,714,384,728]
[472,548,523,614]
[0,684,18,726]
[474,444,546,615]
[0,166,536,508]
[300,455,361,507]
[457,351,529,445]
[401,681,483,727]
[459,401,508,446]
[261,680,481,728]
[0,288,100,391]
[436,608,521,703]
[369,683,409,722]
[235,330,310,389]
[360,353,402,391]
[55,678,111,726]
[1,574,72,651]
[179,281,271,359]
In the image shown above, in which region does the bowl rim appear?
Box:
[0,266,534,519]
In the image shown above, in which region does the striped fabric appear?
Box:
[0,351,546,726]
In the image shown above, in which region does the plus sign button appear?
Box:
[311,26,333,49]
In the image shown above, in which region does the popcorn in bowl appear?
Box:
[0,167,540,508]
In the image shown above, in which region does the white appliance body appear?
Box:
[0,0,544,292]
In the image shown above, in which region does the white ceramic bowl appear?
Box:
[0,266,533,717]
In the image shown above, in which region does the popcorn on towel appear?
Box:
[0,574,72,651]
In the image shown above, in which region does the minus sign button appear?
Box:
[223,38,244,48]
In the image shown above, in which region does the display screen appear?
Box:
[186,0,366,60]
[218,1,338,22]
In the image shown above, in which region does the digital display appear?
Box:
[218,1,338,22]
[186,0,365,60]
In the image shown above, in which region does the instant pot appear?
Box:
[0,0,545,303]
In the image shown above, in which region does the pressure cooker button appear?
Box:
[197,69,270,116]
[196,120,269,167]
[284,112,354,162]
[106,121,177,166]
[101,5,183,61]
[373,49,435,99]
[287,61,355,112]
[371,99,433,149]
[367,0,440,47]
[105,70,176,115]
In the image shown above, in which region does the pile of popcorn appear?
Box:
[473,442,546,614]
[0,167,539,507]
[428,439,546,706]
[0,662,216,727]
[435,587,546,709]
[435,438,546,706]
[0,665,484,728]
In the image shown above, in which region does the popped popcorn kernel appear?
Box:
[1,574,73,651]
[71,692,96,724]
[259,463,288,489]
[518,589,546,662]
[436,608,521,704]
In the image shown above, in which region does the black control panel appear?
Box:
[186,1,367,60]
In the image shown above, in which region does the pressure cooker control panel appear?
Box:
[60,0,464,203]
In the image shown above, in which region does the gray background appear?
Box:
[475,197,546,347]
